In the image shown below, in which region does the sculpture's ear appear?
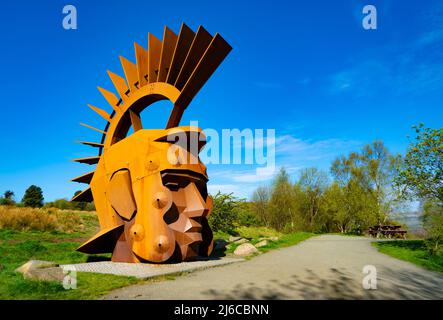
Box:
[155,127,206,156]
[106,169,137,220]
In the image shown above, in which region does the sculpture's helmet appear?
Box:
[71,24,231,263]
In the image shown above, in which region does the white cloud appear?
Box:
[206,134,363,199]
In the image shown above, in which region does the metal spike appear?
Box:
[88,104,111,122]
[107,70,129,101]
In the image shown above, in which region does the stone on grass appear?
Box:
[234,238,248,245]
[15,260,64,282]
[15,260,58,274]
[234,243,259,256]
[22,267,66,282]
[255,240,268,248]
[228,236,242,243]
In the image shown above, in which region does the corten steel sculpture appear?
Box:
[71,24,231,263]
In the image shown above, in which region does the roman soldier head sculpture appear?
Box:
[71,24,231,263]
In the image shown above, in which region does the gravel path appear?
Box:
[102,235,443,299]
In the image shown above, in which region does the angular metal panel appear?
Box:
[148,33,162,83]
[71,171,95,184]
[73,156,101,165]
[157,27,178,82]
[80,122,107,134]
[119,56,138,92]
[107,170,137,220]
[71,187,93,202]
[88,104,111,122]
[75,140,104,148]
[129,110,143,132]
[134,42,149,87]
[174,33,232,111]
[166,23,195,85]
[97,86,121,112]
[77,224,125,254]
[107,70,129,101]
[174,26,212,90]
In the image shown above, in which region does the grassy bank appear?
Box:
[373,240,443,273]
[214,226,315,255]
[0,208,140,299]
[0,206,314,299]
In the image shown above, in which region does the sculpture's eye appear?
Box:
[163,204,180,224]
[160,169,208,200]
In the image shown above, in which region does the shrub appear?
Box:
[0,206,57,231]
[208,192,238,234]
[234,201,262,227]
[0,206,96,233]
[423,200,443,255]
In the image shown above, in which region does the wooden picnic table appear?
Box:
[368,225,407,239]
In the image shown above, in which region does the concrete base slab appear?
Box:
[61,257,244,279]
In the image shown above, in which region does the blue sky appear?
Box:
[0,0,442,202]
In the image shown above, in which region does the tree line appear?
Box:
[1,124,441,252]
[210,124,442,254]
[252,139,398,234]
[0,186,95,211]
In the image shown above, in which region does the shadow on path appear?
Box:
[202,267,443,299]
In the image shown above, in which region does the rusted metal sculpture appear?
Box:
[71,24,231,263]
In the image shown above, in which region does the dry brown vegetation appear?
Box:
[0,206,99,234]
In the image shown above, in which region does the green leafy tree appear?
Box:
[0,190,15,206]
[396,124,443,254]
[252,186,271,227]
[297,167,329,231]
[331,140,397,224]
[22,185,44,208]
[422,201,443,255]
[208,192,238,233]
[320,183,345,233]
[4,190,14,200]
[396,124,442,202]
[268,168,298,231]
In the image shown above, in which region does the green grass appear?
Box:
[0,213,314,299]
[250,231,315,253]
[0,229,140,300]
[235,226,282,239]
[213,226,314,255]
[373,240,443,273]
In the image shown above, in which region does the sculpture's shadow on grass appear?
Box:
[201,267,443,300]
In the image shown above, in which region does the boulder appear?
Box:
[15,260,58,274]
[234,238,248,245]
[22,267,66,282]
[234,243,259,256]
[258,236,279,242]
[255,240,268,248]
[16,260,65,282]
[228,236,242,243]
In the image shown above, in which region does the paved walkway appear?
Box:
[102,235,443,299]
[61,257,243,279]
